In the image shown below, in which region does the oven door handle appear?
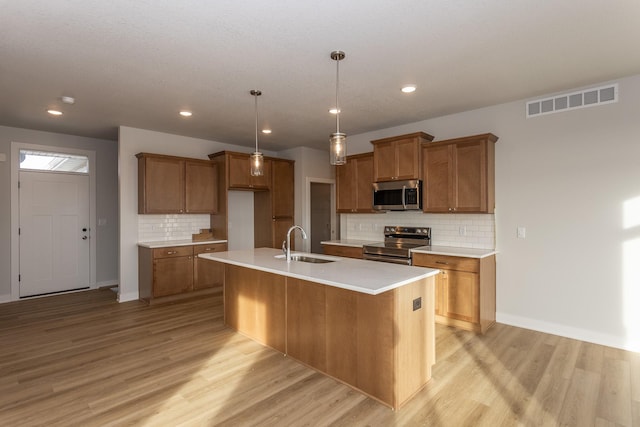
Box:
[363,253,412,265]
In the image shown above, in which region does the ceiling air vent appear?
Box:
[526,83,618,118]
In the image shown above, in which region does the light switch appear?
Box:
[98,218,107,226]
[517,227,526,239]
[0,153,6,162]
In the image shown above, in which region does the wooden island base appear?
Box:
[221,263,435,410]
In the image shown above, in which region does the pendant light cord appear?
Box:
[335,57,340,134]
[254,92,259,153]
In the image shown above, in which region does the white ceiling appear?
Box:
[2,1,640,151]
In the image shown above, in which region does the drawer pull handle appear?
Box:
[205,248,212,251]
[167,251,177,255]
[435,261,449,265]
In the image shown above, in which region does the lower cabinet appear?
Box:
[413,253,496,334]
[321,243,363,259]
[138,242,227,303]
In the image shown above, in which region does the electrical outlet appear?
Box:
[459,226,466,236]
[413,297,422,311]
[517,227,526,239]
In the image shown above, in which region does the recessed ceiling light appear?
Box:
[401,85,417,93]
[179,111,192,117]
[261,129,272,134]
[47,109,63,116]
[329,108,341,114]
[61,96,75,105]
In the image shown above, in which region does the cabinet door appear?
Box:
[373,141,397,181]
[227,153,252,189]
[153,256,193,297]
[355,154,374,211]
[423,144,453,212]
[193,244,227,289]
[443,270,479,323]
[271,160,294,217]
[273,217,294,250]
[336,159,356,212]
[453,140,487,212]
[185,160,217,214]
[394,138,420,180]
[434,271,445,316]
[140,156,185,214]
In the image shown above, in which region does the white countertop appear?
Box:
[320,239,379,248]
[199,248,439,295]
[320,240,496,259]
[138,239,228,249]
[411,245,497,258]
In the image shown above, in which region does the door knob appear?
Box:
[82,236,88,240]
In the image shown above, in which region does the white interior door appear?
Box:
[19,171,90,297]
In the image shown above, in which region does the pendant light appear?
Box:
[250,89,264,176]
[329,50,346,165]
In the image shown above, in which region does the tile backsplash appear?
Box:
[138,214,211,242]
[341,212,495,249]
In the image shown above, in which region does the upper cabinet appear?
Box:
[422,133,498,213]
[137,153,217,214]
[254,158,295,248]
[371,132,434,182]
[227,152,271,190]
[336,152,376,213]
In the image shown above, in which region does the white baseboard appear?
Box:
[497,312,640,353]
[0,294,12,304]
[117,291,139,303]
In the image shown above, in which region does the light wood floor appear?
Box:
[0,289,638,426]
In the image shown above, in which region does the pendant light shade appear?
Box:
[329,50,346,165]
[250,89,264,176]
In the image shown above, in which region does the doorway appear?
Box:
[11,143,97,300]
[310,182,334,254]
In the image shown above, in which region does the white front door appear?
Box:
[19,171,91,297]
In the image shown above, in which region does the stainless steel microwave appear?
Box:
[372,180,422,211]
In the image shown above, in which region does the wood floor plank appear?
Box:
[0,288,638,426]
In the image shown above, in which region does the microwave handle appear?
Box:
[402,185,407,210]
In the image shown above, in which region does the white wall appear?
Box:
[0,126,118,301]
[345,74,640,352]
[117,126,273,302]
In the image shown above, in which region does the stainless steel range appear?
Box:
[363,226,431,265]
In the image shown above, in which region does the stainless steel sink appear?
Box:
[274,254,337,263]
[289,255,335,263]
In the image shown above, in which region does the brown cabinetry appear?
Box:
[137,153,217,214]
[321,244,363,259]
[413,252,496,333]
[422,133,497,213]
[336,152,376,213]
[227,152,271,190]
[138,242,227,303]
[255,158,295,248]
[371,132,434,182]
[221,263,435,409]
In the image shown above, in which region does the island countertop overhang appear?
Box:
[198,247,439,295]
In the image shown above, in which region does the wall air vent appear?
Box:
[526,83,618,118]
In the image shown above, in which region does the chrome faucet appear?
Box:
[283,225,308,261]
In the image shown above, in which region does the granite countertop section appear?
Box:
[199,248,438,295]
[138,239,228,249]
[320,239,380,247]
[411,245,497,258]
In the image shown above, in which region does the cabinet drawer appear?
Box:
[152,245,193,259]
[194,243,228,255]
[322,244,363,259]
[412,253,479,273]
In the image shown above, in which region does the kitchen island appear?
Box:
[199,248,439,410]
